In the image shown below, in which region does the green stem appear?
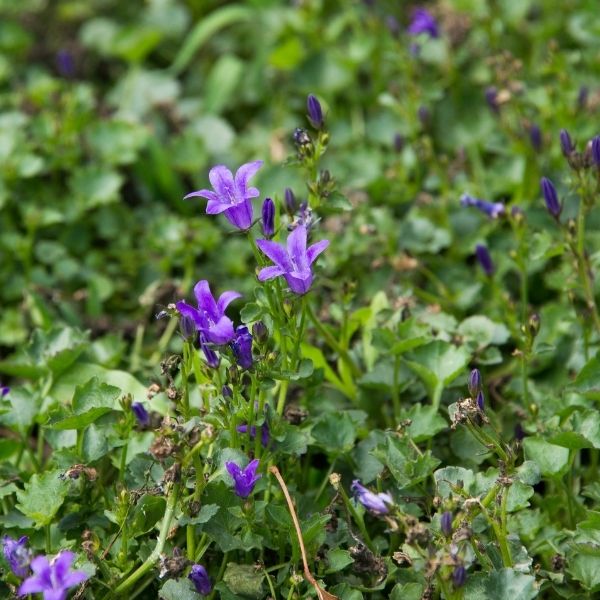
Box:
[119,442,128,485]
[338,486,375,552]
[45,525,52,554]
[112,483,181,597]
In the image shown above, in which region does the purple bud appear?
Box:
[393,133,404,153]
[441,511,453,537]
[200,334,220,369]
[540,177,561,218]
[452,565,467,587]
[231,326,253,370]
[222,385,232,398]
[55,49,75,78]
[252,321,268,344]
[1,384,9,397]
[262,197,275,238]
[476,390,485,411]
[189,564,212,595]
[237,421,270,447]
[226,459,261,497]
[284,188,297,216]
[515,423,525,441]
[2,535,31,578]
[468,369,482,397]
[578,86,589,110]
[180,314,196,342]
[418,105,430,126]
[528,124,542,152]
[293,127,311,147]
[591,136,600,166]
[560,129,574,157]
[132,402,150,427]
[307,94,324,128]
[485,86,499,114]
[475,244,494,277]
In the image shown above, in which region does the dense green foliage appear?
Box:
[3,1,600,598]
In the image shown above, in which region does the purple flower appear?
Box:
[591,136,600,165]
[528,124,542,152]
[1,384,9,397]
[237,422,270,447]
[578,86,589,109]
[231,326,253,370]
[200,334,220,369]
[132,402,150,427]
[452,565,467,587]
[189,564,212,595]
[476,390,485,411]
[540,177,561,218]
[2,535,31,578]
[485,86,500,114]
[226,459,261,498]
[468,369,482,398]
[393,133,404,153]
[256,225,329,295]
[176,280,241,345]
[407,8,439,38]
[184,161,263,231]
[56,50,75,78]
[222,385,232,397]
[475,244,494,276]
[262,197,275,238]
[440,511,453,537]
[460,194,505,219]
[307,94,324,128]
[560,129,574,157]
[351,480,393,514]
[19,551,88,600]
[284,188,297,215]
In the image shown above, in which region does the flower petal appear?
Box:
[245,459,260,477]
[193,280,219,322]
[257,265,285,281]
[62,570,89,588]
[234,160,263,196]
[208,165,235,200]
[256,239,291,270]
[206,316,235,344]
[176,301,203,329]
[306,239,329,265]
[184,189,219,202]
[53,551,75,580]
[224,201,253,230]
[206,199,232,214]
[217,291,242,315]
[287,225,308,270]
[226,461,241,479]
[284,272,312,295]
[19,577,46,595]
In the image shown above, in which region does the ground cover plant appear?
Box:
[3,0,600,598]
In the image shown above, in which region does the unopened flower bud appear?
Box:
[252,321,268,344]
[540,177,561,219]
[528,313,541,337]
[476,390,485,411]
[261,197,275,238]
[468,369,482,397]
[560,129,574,157]
[441,511,453,537]
[475,244,494,276]
[284,188,297,215]
[591,135,600,166]
[452,565,467,587]
[180,314,196,342]
[307,94,324,129]
[231,326,253,370]
[528,124,542,152]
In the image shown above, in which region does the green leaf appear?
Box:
[434,466,475,498]
[522,437,570,477]
[568,548,600,592]
[484,569,537,600]
[457,315,510,348]
[326,548,354,573]
[16,470,69,527]
[179,504,220,526]
[222,563,264,598]
[403,403,447,442]
[129,494,166,537]
[568,354,600,399]
[507,481,534,512]
[160,578,201,600]
[311,412,356,453]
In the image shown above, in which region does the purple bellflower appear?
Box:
[1,384,9,397]
[176,280,241,345]
[407,8,439,38]
[231,326,253,370]
[540,177,561,218]
[453,565,467,587]
[237,422,270,447]
[475,244,494,276]
[261,197,275,238]
[256,225,329,295]
[200,334,220,369]
[132,402,150,427]
[351,480,393,514]
[2,535,32,578]
[226,459,261,498]
[19,551,88,600]
[184,161,263,231]
[307,94,324,128]
[460,194,505,219]
[189,564,212,595]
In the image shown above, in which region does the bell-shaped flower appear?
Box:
[351,480,393,514]
[176,280,241,345]
[256,225,329,295]
[225,459,261,498]
[184,161,263,231]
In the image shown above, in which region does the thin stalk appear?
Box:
[337,485,375,553]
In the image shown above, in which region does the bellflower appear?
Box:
[407,8,439,38]
[184,161,263,231]
[475,244,494,276]
[231,325,253,370]
[237,422,270,447]
[132,402,150,427]
[256,225,329,295]
[2,535,32,578]
[460,194,505,219]
[19,551,88,600]
[226,459,261,498]
[351,480,393,514]
[189,564,212,595]
[1,383,9,397]
[176,280,241,345]
[540,177,561,218]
